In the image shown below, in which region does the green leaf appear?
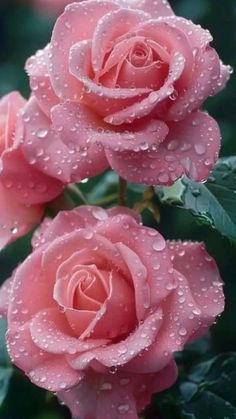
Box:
[180,353,236,419]
[0,367,12,407]
[155,157,236,241]
[0,318,12,408]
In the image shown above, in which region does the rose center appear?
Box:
[54,264,109,312]
[129,42,150,67]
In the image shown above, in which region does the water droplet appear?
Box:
[152,237,166,251]
[179,327,187,336]
[36,129,48,139]
[117,404,130,414]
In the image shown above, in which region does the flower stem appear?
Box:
[118,177,127,206]
[67,184,88,205]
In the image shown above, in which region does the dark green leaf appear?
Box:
[155,157,236,241]
[0,318,12,407]
[0,367,12,406]
[180,353,236,419]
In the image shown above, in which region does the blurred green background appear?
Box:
[0,0,236,418]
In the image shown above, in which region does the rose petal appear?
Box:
[49,0,120,100]
[91,8,151,73]
[0,91,26,151]
[167,241,224,339]
[30,307,108,354]
[126,270,204,373]
[32,206,140,249]
[68,308,162,370]
[1,147,63,205]
[28,356,83,392]
[78,270,136,340]
[212,61,232,95]
[104,51,185,125]
[105,110,221,185]
[69,40,151,117]
[0,182,43,251]
[116,0,174,17]
[41,231,131,295]
[54,262,109,308]
[161,16,213,49]
[22,96,71,183]
[23,97,108,183]
[94,214,175,307]
[167,47,221,121]
[137,19,194,88]
[57,362,176,419]
[52,101,168,155]
[0,276,14,318]
[26,46,59,117]
[117,57,169,90]
[6,321,49,372]
[8,249,55,325]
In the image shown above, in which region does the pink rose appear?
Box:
[0,206,224,418]
[0,91,63,249]
[24,0,231,185]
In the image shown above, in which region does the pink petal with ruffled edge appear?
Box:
[8,249,55,325]
[57,361,177,419]
[51,101,168,156]
[22,97,108,183]
[31,206,140,249]
[167,241,224,340]
[117,0,174,17]
[161,15,213,49]
[67,308,163,370]
[0,91,25,152]
[91,8,151,73]
[126,242,224,374]
[105,110,221,185]
[104,50,185,125]
[22,96,72,183]
[7,320,82,392]
[94,213,175,307]
[0,183,43,250]
[1,147,63,205]
[0,276,14,318]
[167,48,221,121]
[26,46,59,117]
[69,40,150,117]
[125,270,204,374]
[41,230,131,292]
[49,0,120,100]
[30,307,108,354]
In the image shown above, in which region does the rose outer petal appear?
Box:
[0,91,26,151]
[167,241,224,339]
[0,276,14,318]
[26,46,59,117]
[67,308,163,370]
[23,97,108,183]
[105,110,221,185]
[49,0,120,100]
[30,307,109,354]
[57,360,177,419]
[0,182,43,251]
[116,0,174,18]
[51,101,169,155]
[1,147,63,205]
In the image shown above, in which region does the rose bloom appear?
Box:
[0,92,62,249]
[24,0,231,186]
[0,206,224,418]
